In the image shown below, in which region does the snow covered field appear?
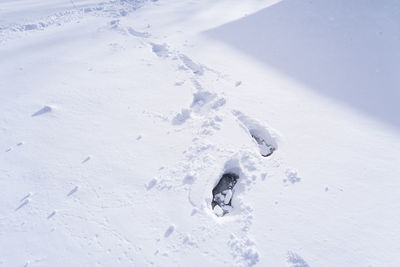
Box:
[1,0,400,266]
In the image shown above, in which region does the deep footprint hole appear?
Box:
[212,172,239,217]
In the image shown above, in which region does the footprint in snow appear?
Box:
[287,251,309,267]
[233,110,277,157]
[228,234,259,266]
[284,169,301,184]
[127,27,150,38]
[179,54,204,75]
[191,91,226,114]
[151,43,169,58]
[109,19,120,29]
[172,108,191,125]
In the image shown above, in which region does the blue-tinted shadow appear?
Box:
[204,0,400,128]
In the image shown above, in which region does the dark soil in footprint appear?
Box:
[212,172,239,216]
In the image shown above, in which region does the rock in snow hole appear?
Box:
[212,172,239,216]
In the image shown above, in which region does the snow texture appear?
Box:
[1,0,400,266]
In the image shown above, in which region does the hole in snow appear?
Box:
[212,172,239,216]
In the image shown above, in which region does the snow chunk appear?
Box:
[223,190,232,205]
[127,27,150,38]
[213,205,224,217]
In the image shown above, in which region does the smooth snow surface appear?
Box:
[1,0,400,266]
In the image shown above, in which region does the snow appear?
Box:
[213,204,224,217]
[1,0,400,266]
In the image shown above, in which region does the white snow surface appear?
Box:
[1,0,400,266]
